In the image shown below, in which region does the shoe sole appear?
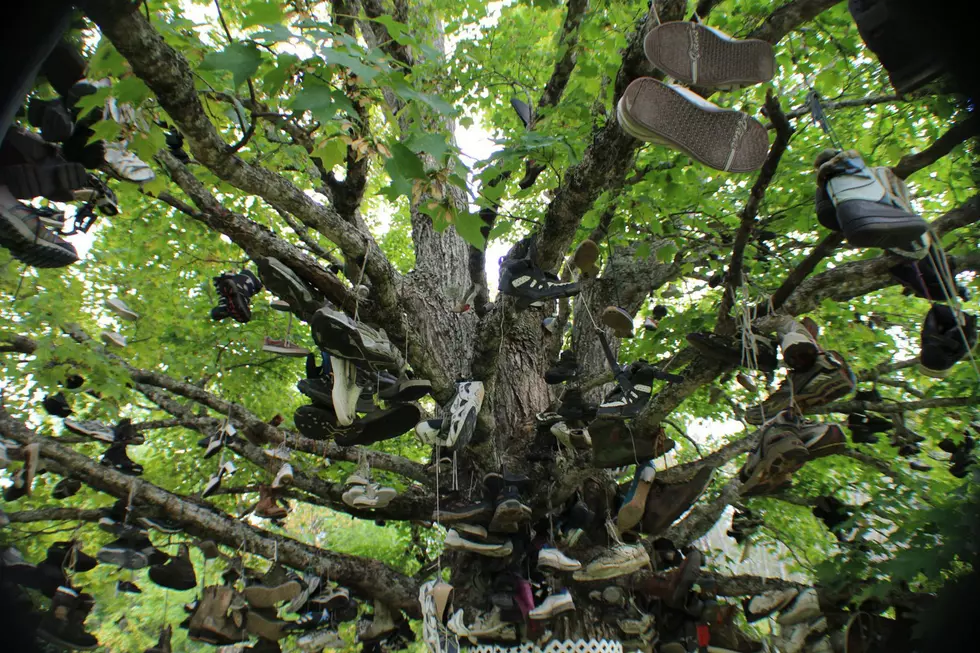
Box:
[379,379,432,402]
[489,499,531,533]
[296,378,335,409]
[573,240,600,276]
[263,344,310,357]
[836,199,928,249]
[294,405,353,441]
[644,22,774,88]
[336,403,421,446]
[573,553,649,581]
[246,610,287,640]
[256,257,319,317]
[433,504,491,523]
[0,206,79,268]
[97,547,149,570]
[781,333,819,371]
[917,362,952,379]
[244,580,302,609]
[214,277,251,323]
[602,308,634,338]
[740,437,809,494]
[747,369,855,425]
[616,474,654,533]
[618,78,769,173]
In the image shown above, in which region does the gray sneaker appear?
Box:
[0,185,78,268]
[311,305,404,372]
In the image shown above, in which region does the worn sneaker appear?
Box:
[618,77,768,173]
[573,543,650,581]
[797,420,847,459]
[63,419,114,442]
[263,337,311,357]
[106,297,139,321]
[148,544,197,591]
[919,304,977,378]
[449,607,517,643]
[573,239,600,277]
[43,392,73,417]
[739,412,810,495]
[686,331,779,372]
[744,351,856,425]
[103,142,155,183]
[778,317,821,372]
[437,381,485,451]
[335,403,422,447]
[330,356,363,426]
[244,564,303,608]
[602,306,634,338]
[100,331,127,348]
[255,256,322,318]
[529,590,575,620]
[444,529,514,558]
[0,185,79,268]
[744,588,799,623]
[488,485,531,533]
[294,404,354,441]
[537,547,581,572]
[498,258,581,309]
[590,419,674,468]
[432,496,493,525]
[544,350,579,384]
[639,465,715,535]
[616,461,657,532]
[312,305,404,372]
[644,21,775,88]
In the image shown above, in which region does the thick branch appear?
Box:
[747,0,844,43]
[6,507,104,524]
[809,395,980,415]
[892,115,980,179]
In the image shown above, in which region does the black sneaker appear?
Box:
[498,258,580,309]
[149,544,197,591]
[255,256,323,318]
[557,387,596,422]
[488,485,531,533]
[919,304,977,378]
[212,269,263,324]
[113,418,145,445]
[52,477,82,500]
[43,392,73,417]
[596,362,658,419]
[311,305,404,372]
[293,405,355,441]
[117,579,142,593]
[847,388,891,444]
[544,350,579,384]
[37,586,99,650]
[97,539,150,570]
[0,186,79,268]
[890,248,968,301]
[101,443,143,475]
[335,403,422,446]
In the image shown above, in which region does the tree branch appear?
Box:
[809,395,980,415]
[6,507,105,524]
[892,115,980,179]
[747,0,844,43]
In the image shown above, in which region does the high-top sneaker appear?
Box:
[596,361,659,419]
[544,350,579,385]
[101,442,143,476]
[498,258,580,309]
[919,304,978,378]
[817,150,928,248]
[149,544,197,591]
[644,21,775,88]
[212,269,263,324]
[37,586,99,650]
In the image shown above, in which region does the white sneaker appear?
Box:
[572,544,650,581]
[263,447,291,461]
[440,381,485,450]
[105,297,139,321]
[778,588,821,625]
[103,142,155,183]
[272,463,294,489]
[444,530,513,558]
[346,459,371,486]
[330,357,362,426]
[537,547,581,572]
[351,483,397,509]
[101,331,127,347]
[415,419,444,445]
[529,591,575,620]
[202,461,236,497]
[745,588,799,622]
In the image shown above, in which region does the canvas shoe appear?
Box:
[344,482,397,509]
[64,419,115,442]
[743,588,799,622]
[602,306,634,338]
[618,77,768,173]
[445,529,514,557]
[739,413,809,495]
[100,331,127,348]
[744,351,856,425]
[263,336,311,357]
[255,256,322,318]
[438,381,485,451]
[346,458,372,486]
[149,544,197,591]
[103,142,155,183]
[537,547,581,572]
[529,590,575,620]
[643,21,775,88]
[778,588,822,626]
[312,305,404,372]
[101,442,143,476]
[0,185,79,268]
[573,239,600,277]
[202,461,236,498]
[105,297,139,321]
[616,461,657,532]
[819,151,927,248]
[687,331,779,372]
[498,257,581,309]
[544,350,579,384]
[573,544,650,581]
[919,304,977,378]
[272,462,294,488]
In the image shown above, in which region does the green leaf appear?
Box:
[291,83,356,121]
[200,43,263,88]
[454,210,488,250]
[407,133,450,162]
[388,143,427,181]
[320,46,381,83]
[311,139,347,170]
[371,15,410,43]
[252,24,294,44]
[655,242,678,263]
[241,0,284,28]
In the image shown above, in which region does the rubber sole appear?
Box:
[602,307,634,338]
[0,207,78,268]
[294,405,353,441]
[644,22,774,88]
[0,161,88,202]
[780,332,819,371]
[616,469,655,532]
[433,503,491,523]
[337,403,422,446]
[573,239,600,276]
[244,580,302,609]
[740,437,809,494]
[255,257,319,317]
[619,78,768,172]
[97,546,149,570]
[489,499,531,533]
[246,610,287,640]
[836,200,928,248]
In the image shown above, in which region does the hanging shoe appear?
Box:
[117,579,142,593]
[378,372,432,402]
[101,443,143,476]
[589,419,674,468]
[272,462,294,489]
[100,331,127,348]
[544,350,579,384]
[255,485,289,520]
[602,306,635,338]
[144,626,173,653]
[149,544,197,591]
[432,495,493,525]
[244,564,303,608]
[52,477,82,500]
[336,403,422,446]
[639,465,716,535]
[572,543,650,581]
[797,420,848,459]
[529,590,575,620]
[297,628,344,650]
[778,588,822,626]
[202,461,236,498]
[43,393,73,418]
[246,607,290,641]
[436,381,485,451]
[573,239,600,277]
[27,97,75,143]
[550,421,591,448]
[616,461,657,532]
[97,539,150,569]
[213,269,263,324]
[596,361,660,419]
[113,418,145,446]
[919,304,977,378]
[0,186,79,268]
[744,351,856,425]
[644,21,775,88]
[330,357,364,426]
[498,257,581,309]
[103,142,155,183]
[347,482,397,509]
[255,256,323,318]
[46,541,98,573]
[358,601,399,642]
[537,547,581,572]
[262,337,311,358]
[739,412,809,495]
[744,589,800,623]
[444,530,514,557]
[778,317,821,372]
[488,485,531,533]
[73,174,119,216]
[686,331,779,372]
[105,297,139,321]
[37,586,99,650]
[311,305,404,372]
[293,405,354,441]
[618,77,768,173]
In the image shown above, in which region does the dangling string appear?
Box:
[352,248,370,322]
[434,443,442,576]
[925,243,980,383]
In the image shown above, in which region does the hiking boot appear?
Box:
[106,297,139,321]
[544,350,579,384]
[739,412,810,495]
[444,529,514,557]
[573,239,600,277]
[744,351,856,425]
[778,588,822,626]
[113,418,145,445]
[336,403,422,447]
[97,538,150,569]
[101,442,143,476]
[244,564,303,608]
[149,544,197,591]
[529,590,575,620]
[819,151,928,248]
[639,465,715,535]
[101,330,127,347]
[590,419,674,468]
[43,392,73,417]
[38,586,99,650]
[311,305,404,372]
[435,381,485,451]
[797,420,847,459]
[202,461,236,498]
[498,257,581,309]
[262,337,310,358]
[618,77,768,173]
[537,547,581,572]
[0,186,79,267]
[572,543,650,581]
[686,331,778,372]
[212,269,263,324]
[488,485,531,533]
[602,306,634,338]
[616,461,657,532]
[358,601,398,642]
[644,21,775,88]
[255,256,322,318]
[52,477,82,500]
[919,304,977,378]
[432,496,492,525]
[255,485,289,520]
